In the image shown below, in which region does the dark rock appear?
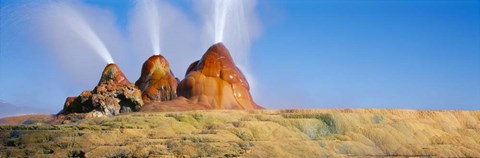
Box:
[59,64,143,117]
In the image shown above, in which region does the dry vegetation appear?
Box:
[1,109,480,157]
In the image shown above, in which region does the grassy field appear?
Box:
[1,109,480,157]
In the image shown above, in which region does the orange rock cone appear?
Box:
[135,55,178,103]
[98,63,130,85]
[177,43,263,110]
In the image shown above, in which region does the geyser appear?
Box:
[55,0,263,115]
[47,3,115,63]
[136,0,161,55]
[213,0,231,43]
[210,0,254,45]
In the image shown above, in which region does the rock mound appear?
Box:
[59,64,144,117]
[135,55,178,103]
[98,63,130,85]
[177,43,263,110]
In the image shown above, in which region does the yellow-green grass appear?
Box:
[1,109,479,157]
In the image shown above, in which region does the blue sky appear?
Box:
[252,0,480,109]
[0,0,479,115]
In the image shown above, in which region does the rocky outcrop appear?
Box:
[135,55,178,103]
[58,44,263,115]
[59,64,144,117]
[177,43,263,110]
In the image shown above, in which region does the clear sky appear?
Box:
[0,0,479,116]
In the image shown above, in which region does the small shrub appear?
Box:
[5,138,21,147]
[68,150,85,158]
[238,141,254,149]
[319,141,326,148]
[165,140,178,149]
[191,113,203,121]
[105,149,132,158]
[372,115,384,124]
[239,115,257,121]
[187,136,212,143]
[21,118,44,125]
[165,113,182,121]
[282,113,337,135]
[338,144,352,155]
[225,153,241,157]
[232,121,245,128]
[316,114,336,134]
[231,128,254,141]
[10,130,21,138]
[196,143,220,157]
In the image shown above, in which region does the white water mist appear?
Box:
[136,0,161,55]
[44,3,115,64]
[0,1,126,113]
[213,0,231,43]
[129,0,201,77]
[30,1,126,87]
[196,0,261,66]
[195,0,262,104]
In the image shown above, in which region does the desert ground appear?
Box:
[1,109,479,157]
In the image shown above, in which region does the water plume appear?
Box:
[0,0,126,113]
[213,0,231,43]
[0,0,263,113]
[129,0,201,78]
[195,0,261,65]
[195,0,262,100]
[29,1,126,88]
[42,2,115,64]
[135,0,161,55]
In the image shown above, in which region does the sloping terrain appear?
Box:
[1,109,479,157]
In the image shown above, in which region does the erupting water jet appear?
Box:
[213,0,231,43]
[50,3,115,63]
[137,0,161,55]
[204,0,258,106]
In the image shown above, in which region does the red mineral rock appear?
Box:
[135,55,178,103]
[177,43,263,110]
[97,63,130,86]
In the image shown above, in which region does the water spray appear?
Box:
[138,0,161,55]
[213,0,232,43]
[207,0,258,102]
[55,3,115,63]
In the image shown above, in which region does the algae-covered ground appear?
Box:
[1,109,480,157]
